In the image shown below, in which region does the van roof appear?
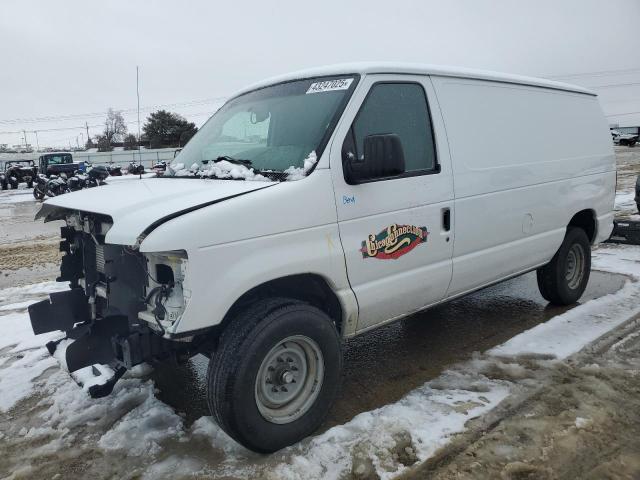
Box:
[234,62,595,98]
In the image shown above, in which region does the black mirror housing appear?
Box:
[344,133,406,184]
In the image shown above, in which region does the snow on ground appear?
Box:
[0,187,33,205]
[615,190,638,218]
[0,244,639,479]
[491,246,640,359]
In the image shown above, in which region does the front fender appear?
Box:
[169,223,356,335]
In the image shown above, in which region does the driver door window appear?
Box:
[345,82,437,179]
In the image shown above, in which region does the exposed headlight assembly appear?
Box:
[139,250,191,334]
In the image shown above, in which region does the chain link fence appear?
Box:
[72,148,181,169]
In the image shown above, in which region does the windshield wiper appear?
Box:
[212,156,254,167]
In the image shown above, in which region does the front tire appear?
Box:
[537,227,591,305]
[33,187,45,200]
[207,298,342,453]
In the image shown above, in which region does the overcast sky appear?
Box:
[1,0,639,148]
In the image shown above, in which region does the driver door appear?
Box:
[331,75,454,331]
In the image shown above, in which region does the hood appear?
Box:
[36,177,275,245]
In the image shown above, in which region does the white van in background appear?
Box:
[30,63,615,452]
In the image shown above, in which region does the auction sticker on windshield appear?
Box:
[306,78,354,94]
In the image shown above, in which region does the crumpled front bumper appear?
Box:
[28,288,130,397]
[28,287,177,398]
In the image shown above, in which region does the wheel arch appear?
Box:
[568,209,597,244]
[215,273,345,339]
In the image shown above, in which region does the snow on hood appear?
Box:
[36,177,275,245]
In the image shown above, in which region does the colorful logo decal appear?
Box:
[361,224,428,260]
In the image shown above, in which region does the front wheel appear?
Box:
[207,298,342,453]
[537,227,591,305]
[33,187,45,200]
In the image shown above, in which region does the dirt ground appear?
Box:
[613,145,640,220]
[401,316,640,480]
[0,192,62,288]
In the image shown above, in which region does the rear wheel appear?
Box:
[537,227,591,305]
[207,298,342,453]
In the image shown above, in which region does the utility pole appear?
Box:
[136,65,141,160]
[34,131,40,152]
[23,130,28,149]
[85,122,90,146]
[76,136,80,149]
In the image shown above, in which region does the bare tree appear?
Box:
[103,108,127,146]
[95,134,112,152]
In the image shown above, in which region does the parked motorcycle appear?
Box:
[128,160,145,175]
[107,164,123,176]
[33,174,70,200]
[85,165,110,187]
[67,173,85,192]
[152,161,167,177]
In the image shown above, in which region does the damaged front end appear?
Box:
[29,211,196,398]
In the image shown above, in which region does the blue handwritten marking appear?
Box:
[343,195,356,205]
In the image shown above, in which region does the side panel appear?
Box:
[430,76,616,296]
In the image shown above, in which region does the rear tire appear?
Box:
[207,298,342,453]
[537,227,591,305]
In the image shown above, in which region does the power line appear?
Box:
[0,110,219,136]
[0,96,227,125]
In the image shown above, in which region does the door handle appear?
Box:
[442,208,451,232]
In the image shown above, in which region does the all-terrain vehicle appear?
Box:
[0,160,37,189]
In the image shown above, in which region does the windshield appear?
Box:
[167,76,358,181]
[7,161,33,167]
[44,154,72,165]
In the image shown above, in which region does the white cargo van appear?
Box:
[30,63,615,452]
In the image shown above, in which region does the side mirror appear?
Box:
[343,133,405,184]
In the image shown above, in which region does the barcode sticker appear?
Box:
[306,78,354,94]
